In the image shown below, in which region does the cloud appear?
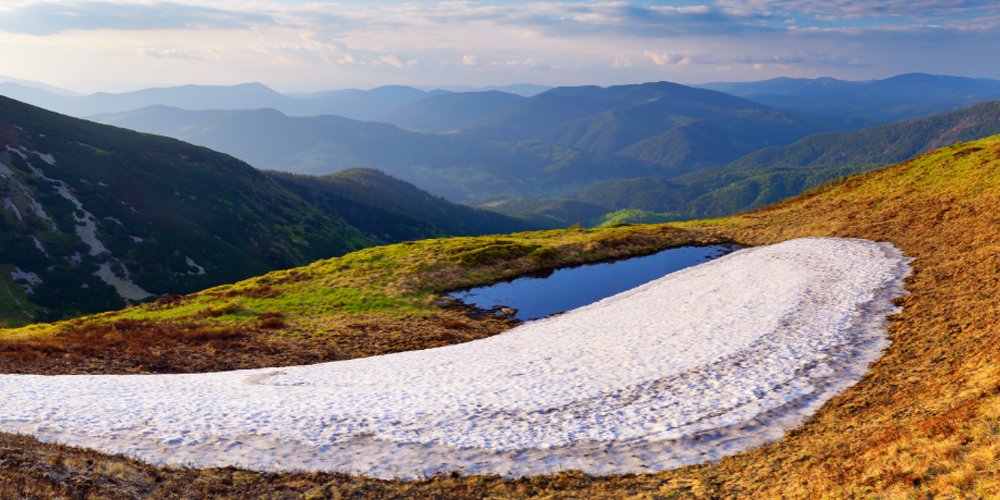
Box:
[642,50,723,66]
[462,54,479,66]
[372,54,417,68]
[0,1,271,35]
[644,50,691,66]
[137,47,205,60]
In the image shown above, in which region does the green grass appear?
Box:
[596,208,683,227]
[0,224,715,340]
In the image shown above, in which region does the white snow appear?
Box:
[33,151,56,166]
[0,238,910,479]
[94,262,153,302]
[0,160,52,223]
[31,236,48,257]
[10,267,42,294]
[51,179,109,257]
[3,197,22,223]
[4,147,153,301]
[185,256,207,275]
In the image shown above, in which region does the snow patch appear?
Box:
[10,267,42,294]
[3,149,154,302]
[32,151,56,166]
[51,178,108,257]
[4,145,26,160]
[0,238,910,479]
[3,197,23,223]
[93,262,153,302]
[31,236,48,257]
[0,158,52,223]
[185,256,207,276]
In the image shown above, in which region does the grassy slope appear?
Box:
[2,138,1000,496]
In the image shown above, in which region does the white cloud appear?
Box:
[644,50,693,66]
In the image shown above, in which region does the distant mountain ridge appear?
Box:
[91,105,661,201]
[89,80,837,200]
[460,81,830,175]
[0,80,511,124]
[698,73,1000,125]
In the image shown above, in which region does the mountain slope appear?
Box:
[92,106,661,201]
[0,96,371,324]
[503,100,1000,226]
[700,73,1000,125]
[269,168,535,241]
[378,91,524,132]
[727,100,1000,171]
[682,100,1000,216]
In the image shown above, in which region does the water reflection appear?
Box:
[450,244,736,320]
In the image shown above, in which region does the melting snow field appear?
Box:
[0,238,911,479]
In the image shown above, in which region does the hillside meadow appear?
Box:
[1,137,999,497]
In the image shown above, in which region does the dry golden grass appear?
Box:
[2,138,1000,497]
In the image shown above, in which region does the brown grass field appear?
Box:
[0,138,999,497]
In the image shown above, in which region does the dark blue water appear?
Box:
[450,245,735,321]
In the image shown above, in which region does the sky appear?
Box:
[1,0,999,93]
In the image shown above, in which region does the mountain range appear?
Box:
[7,73,999,134]
[83,77,1000,228]
[459,81,829,174]
[488,100,1000,225]
[699,73,1000,126]
[90,81,838,200]
[91,105,660,202]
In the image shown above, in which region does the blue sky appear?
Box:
[1,0,998,92]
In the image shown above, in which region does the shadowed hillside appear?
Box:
[269,168,536,240]
[0,95,370,324]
